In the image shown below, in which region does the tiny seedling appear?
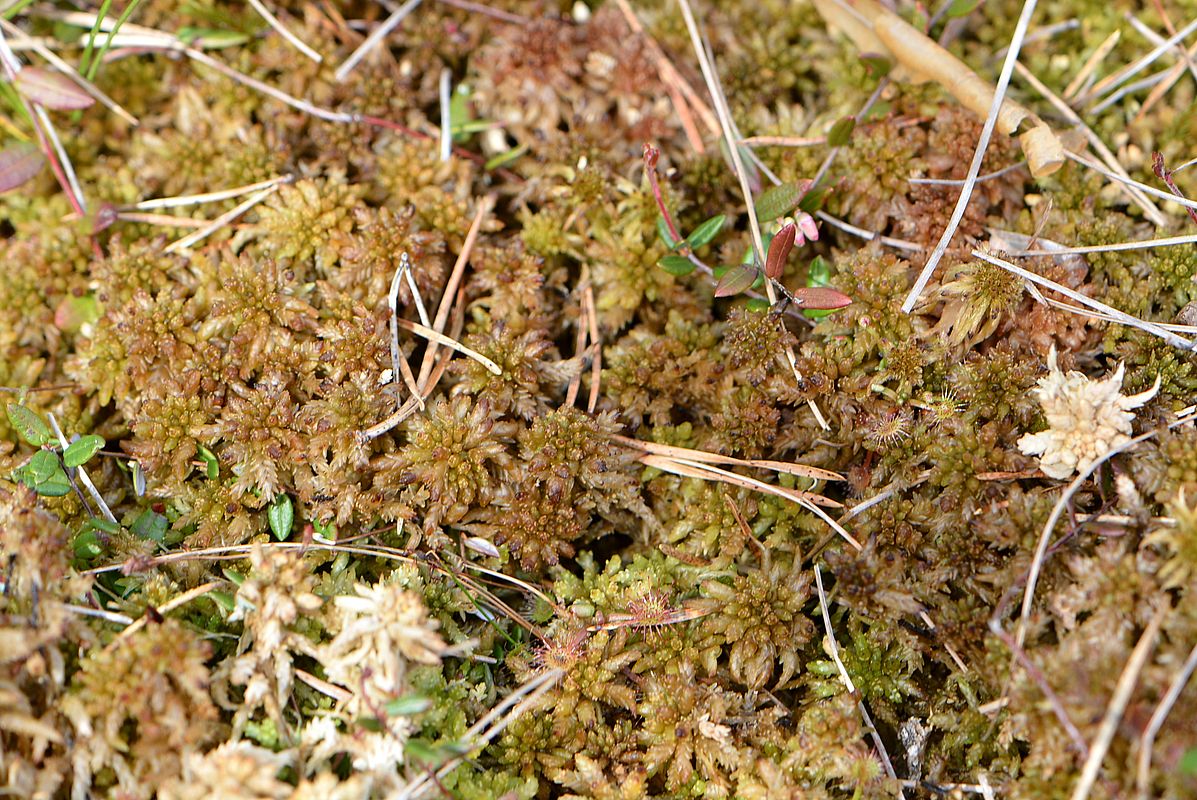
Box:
[7,402,104,497]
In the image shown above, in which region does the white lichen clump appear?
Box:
[1018,347,1159,479]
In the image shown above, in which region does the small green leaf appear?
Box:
[73,530,104,559]
[222,567,246,587]
[6,403,53,446]
[28,450,59,484]
[797,185,830,214]
[210,590,236,613]
[87,516,122,534]
[683,214,725,249]
[754,181,811,222]
[946,0,981,17]
[715,263,759,298]
[807,255,832,287]
[657,255,697,276]
[828,116,857,147]
[1180,747,1197,774]
[745,297,772,312]
[131,509,168,544]
[657,216,680,250]
[268,494,294,541]
[385,695,433,716]
[860,53,892,77]
[35,467,72,497]
[484,143,527,170]
[176,27,251,48]
[198,444,219,479]
[63,434,104,468]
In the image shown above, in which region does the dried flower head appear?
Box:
[1018,347,1159,479]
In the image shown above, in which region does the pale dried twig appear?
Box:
[246,0,323,62]
[1070,604,1168,800]
[814,565,905,796]
[335,0,423,81]
[1136,640,1197,799]
[899,0,1043,314]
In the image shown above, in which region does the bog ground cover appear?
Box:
[1,0,1197,797]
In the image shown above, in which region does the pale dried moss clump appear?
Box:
[1018,347,1160,479]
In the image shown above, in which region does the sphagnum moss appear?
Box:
[2,0,1197,798]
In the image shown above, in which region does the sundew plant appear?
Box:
[1,0,1197,798]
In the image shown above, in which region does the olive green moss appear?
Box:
[3,0,1197,797]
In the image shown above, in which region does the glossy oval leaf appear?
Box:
[755,180,811,222]
[64,434,105,468]
[658,255,697,276]
[14,67,94,110]
[35,467,72,497]
[765,223,797,280]
[0,143,46,194]
[684,214,726,249]
[715,263,759,298]
[28,450,60,484]
[656,215,680,250]
[793,286,853,310]
[745,297,772,312]
[385,695,434,716]
[7,403,53,446]
[268,494,294,541]
[828,116,857,148]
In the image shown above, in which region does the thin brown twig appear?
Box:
[416,196,494,388]
[989,624,1090,755]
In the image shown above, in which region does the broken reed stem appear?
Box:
[816,210,923,252]
[165,184,279,253]
[1070,604,1167,800]
[899,0,1041,314]
[1062,29,1120,99]
[611,434,845,481]
[1002,231,1197,256]
[584,285,601,413]
[334,0,423,81]
[388,253,424,410]
[1136,639,1197,799]
[47,412,115,523]
[246,0,322,62]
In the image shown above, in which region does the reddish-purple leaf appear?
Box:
[0,143,46,194]
[765,223,796,280]
[15,67,95,110]
[715,263,759,298]
[793,286,852,310]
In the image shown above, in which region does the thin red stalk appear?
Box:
[1152,151,1197,226]
[643,144,682,243]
